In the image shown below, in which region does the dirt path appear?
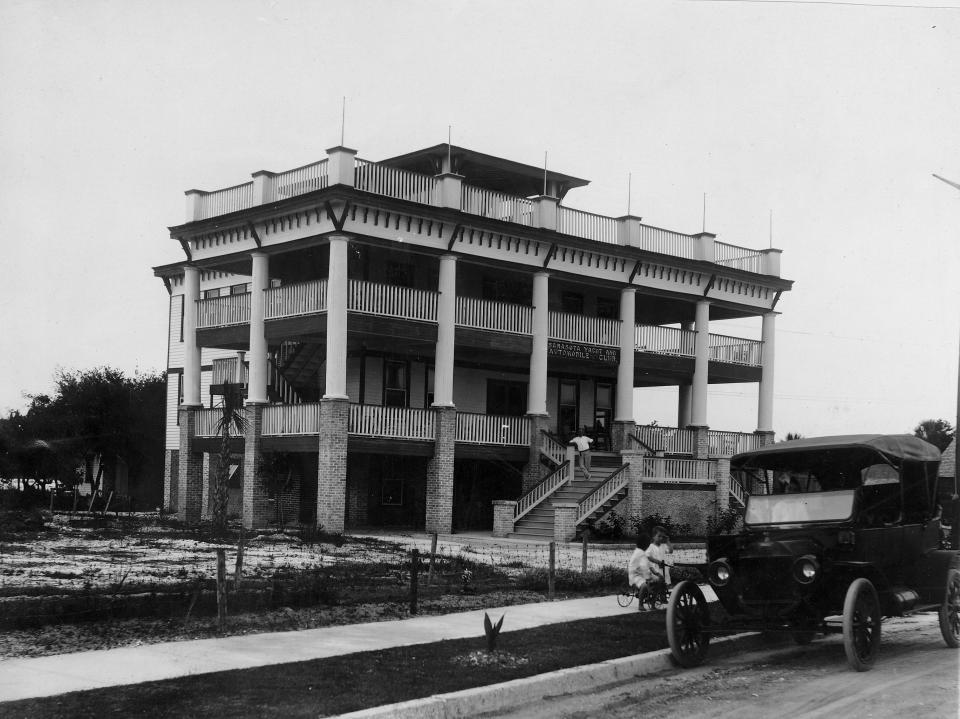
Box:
[487,614,959,719]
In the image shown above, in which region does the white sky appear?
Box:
[1,0,958,438]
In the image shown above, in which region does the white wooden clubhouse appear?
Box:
[154,142,792,539]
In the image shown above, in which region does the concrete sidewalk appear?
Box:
[0,593,667,704]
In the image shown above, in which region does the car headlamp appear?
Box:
[709,558,733,587]
[792,555,820,584]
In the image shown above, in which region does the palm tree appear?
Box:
[212,381,246,535]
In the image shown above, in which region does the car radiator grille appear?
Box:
[740,558,795,602]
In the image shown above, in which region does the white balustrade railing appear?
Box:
[515,462,571,521]
[540,431,567,467]
[273,159,329,198]
[577,465,629,523]
[195,409,221,437]
[709,333,762,366]
[634,425,696,455]
[456,297,532,335]
[211,357,248,386]
[643,457,714,483]
[461,184,534,226]
[348,404,436,440]
[456,413,530,445]
[348,280,438,322]
[263,403,322,435]
[549,312,620,346]
[264,279,327,320]
[355,159,438,204]
[557,206,619,244]
[196,182,255,220]
[715,241,764,273]
[708,430,760,456]
[196,294,251,329]
[635,324,696,356]
[635,224,699,259]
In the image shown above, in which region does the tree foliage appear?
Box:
[913,419,955,452]
[0,368,165,490]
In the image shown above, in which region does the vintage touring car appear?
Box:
[665,434,960,671]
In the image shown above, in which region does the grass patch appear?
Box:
[2,608,733,718]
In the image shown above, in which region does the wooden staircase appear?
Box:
[509,453,625,541]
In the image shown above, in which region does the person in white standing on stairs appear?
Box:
[570,429,594,481]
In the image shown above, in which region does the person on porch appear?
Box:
[570,429,594,481]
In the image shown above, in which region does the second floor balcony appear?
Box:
[195,279,763,368]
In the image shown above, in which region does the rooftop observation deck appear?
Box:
[180,145,779,277]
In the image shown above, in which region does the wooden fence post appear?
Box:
[216,548,227,632]
[581,534,588,573]
[234,526,245,590]
[428,533,438,585]
[548,541,556,600]
[410,548,419,615]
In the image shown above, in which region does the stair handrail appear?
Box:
[515,461,572,521]
[540,430,567,467]
[729,473,746,507]
[576,464,630,524]
[627,433,654,455]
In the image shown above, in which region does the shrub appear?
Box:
[590,513,626,540]
[706,506,743,535]
[628,513,693,541]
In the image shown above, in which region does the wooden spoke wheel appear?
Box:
[939,567,960,649]
[666,580,711,667]
[842,578,881,671]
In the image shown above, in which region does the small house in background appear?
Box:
[154,141,793,538]
[939,438,957,500]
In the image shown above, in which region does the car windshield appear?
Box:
[745,489,856,526]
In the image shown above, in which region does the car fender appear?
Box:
[915,549,960,604]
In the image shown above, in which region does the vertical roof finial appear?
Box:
[340,96,346,146]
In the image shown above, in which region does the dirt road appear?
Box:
[487,614,959,719]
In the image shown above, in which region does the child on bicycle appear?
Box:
[627,533,664,610]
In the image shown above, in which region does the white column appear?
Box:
[182,266,202,407]
[247,252,270,404]
[527,272,549,415]
[615,287,636,421]
[324,235,349,399]
[691,300,710,427]
[678,320,693,426]
[433,254,456,407]
[757,312,777,432]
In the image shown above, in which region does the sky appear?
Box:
[1,0,958,439]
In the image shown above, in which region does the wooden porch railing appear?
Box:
[348,404,436,440]
[634,223,699,259]
[355,159,438,204]
[540,431,567,467]
[456,297,532,335]
[557,206,619,244]
[635,324,696,356]
[263,403,321,435]
[708,430,761,456]
[515,461,572,521]
[456,413,530,445]
[714,241,763,273]
[264,279,327,320]
[196,293,251,329]
[211,357,248,386]
[634,425,696,455]
[348,280,438,322]
[729,474,746,507]
[273,159,328,198]
[708,334,762,366]
[642,457,714,483]
[195,409,221,437]
[196,182,254,220]
[461,184,534,226]
[577,464,629,523]
[549,311,620,346]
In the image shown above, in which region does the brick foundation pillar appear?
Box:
[243,404,272,530]
[522,415,551,493]
[177,407,203,524]
[714,457,731,513]
[163,449,178,513]
[317,397,349,533]
[754,430,776,447]
[426,406,456,534]
[492,500,517,538]
[554,503,578,542]
[691,425,710,460]
[611,420,636,453]
[621,449,646,521]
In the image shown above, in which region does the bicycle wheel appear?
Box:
[617,588,634,607]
